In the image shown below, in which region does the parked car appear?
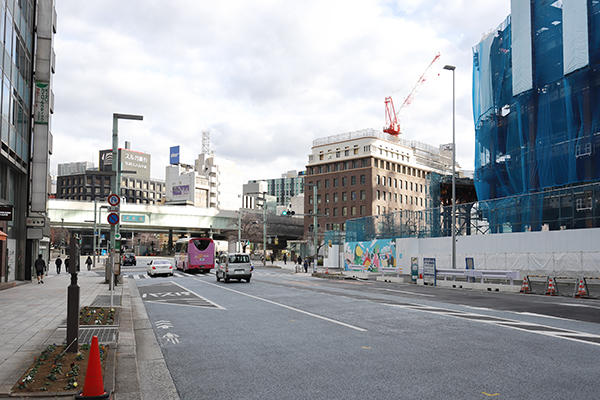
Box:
[147,259,174,277]
[215,253,252,283]
[122,253,136,266]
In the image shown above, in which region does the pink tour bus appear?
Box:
[174,237,215,273]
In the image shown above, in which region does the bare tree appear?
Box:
[50,227,69,248]
[227,211,265,252]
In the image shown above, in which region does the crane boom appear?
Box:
[384,53,441,136]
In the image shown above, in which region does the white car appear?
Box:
[215,253,252,283]
[147,259,174,277]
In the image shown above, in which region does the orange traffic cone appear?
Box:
[574,278,588,298]
[76,335,110,399]
[545,277,558,296]
[520,276,532,294]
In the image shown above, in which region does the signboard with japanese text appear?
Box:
[34,81,50,124]
[423,257,436,286]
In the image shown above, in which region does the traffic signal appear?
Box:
[282,210,296,216]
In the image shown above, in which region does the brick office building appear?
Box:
[304,128,453,236]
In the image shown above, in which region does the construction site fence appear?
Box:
[344,182,600,242]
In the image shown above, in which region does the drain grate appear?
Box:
[91,295,122,307]
[79,326,118,344]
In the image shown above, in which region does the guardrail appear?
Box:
[435,269,519,285]
[380,266,400,278]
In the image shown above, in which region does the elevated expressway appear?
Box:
[47,199,304,241]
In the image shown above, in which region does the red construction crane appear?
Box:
[384,53,441,136]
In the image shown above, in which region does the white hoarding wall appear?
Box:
[395,228,600,278]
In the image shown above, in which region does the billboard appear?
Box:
[99,149,151,179]
[170,146,180,164]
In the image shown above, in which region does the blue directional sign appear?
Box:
[122,215,146,223]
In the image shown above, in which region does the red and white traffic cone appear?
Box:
[574,277,588,298]
[545,277,558,296]
[520,276,532,294]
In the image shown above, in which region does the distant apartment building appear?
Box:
[248,170,305,207]
[304,128,453,234]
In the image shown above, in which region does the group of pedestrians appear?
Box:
[33,254,94,285]
[296,256,309,273]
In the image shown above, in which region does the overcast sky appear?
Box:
[51,0,510,182]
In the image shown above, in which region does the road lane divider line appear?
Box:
[380,288,435,297]
[196,279,367,332]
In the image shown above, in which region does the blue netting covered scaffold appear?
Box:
[473,2,600,202]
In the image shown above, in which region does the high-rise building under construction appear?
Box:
[473,0,600,231]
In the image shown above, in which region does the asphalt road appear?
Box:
[126,260,600,399]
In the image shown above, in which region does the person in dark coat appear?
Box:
[34,254,46,284]
[55,256,62,274]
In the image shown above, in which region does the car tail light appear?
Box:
[152,266,156,270]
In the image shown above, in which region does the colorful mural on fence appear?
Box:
[344,239,395,272]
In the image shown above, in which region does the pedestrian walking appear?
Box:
[303,259,308,273]
[34,254,46,284]
[297,256,302,266]
[65,257,70,274]
[283,254,287,265]
[55,256,62,274]
[85,255,93,271]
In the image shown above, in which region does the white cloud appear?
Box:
[52,0,510,181]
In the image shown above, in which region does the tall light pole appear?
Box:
[110,113,143,284]
[263,193,267,267]
[443,64,456,270]
[304,183,318,272]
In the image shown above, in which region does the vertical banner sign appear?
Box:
[170,146,180,164]
[34,81,50,124]
[423,257,436,286]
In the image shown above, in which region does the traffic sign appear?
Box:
[108,194,120,206]
[115,233,121,240]
[107,213,120,225]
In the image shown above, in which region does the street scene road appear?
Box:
[124,259,600,400]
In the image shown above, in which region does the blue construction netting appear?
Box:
[343,182,600,241]
[472,1,600,232]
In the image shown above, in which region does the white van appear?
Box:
[215,253,253,283]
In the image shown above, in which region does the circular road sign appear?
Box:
[107,213,120,225]
[108,194,120,206]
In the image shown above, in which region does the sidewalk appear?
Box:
[0,260,176,400]
[0,259,308,399]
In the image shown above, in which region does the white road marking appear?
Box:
[196,279,367,332]
[381,288,435,297]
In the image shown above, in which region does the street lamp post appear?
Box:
[263,194,267,267]
[304,183,318,272]
[443,64,456,270]
[110,113,143,285]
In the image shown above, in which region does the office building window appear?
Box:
[360,175,366,184]
[360,190,366,200]
[360,205,366,215]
